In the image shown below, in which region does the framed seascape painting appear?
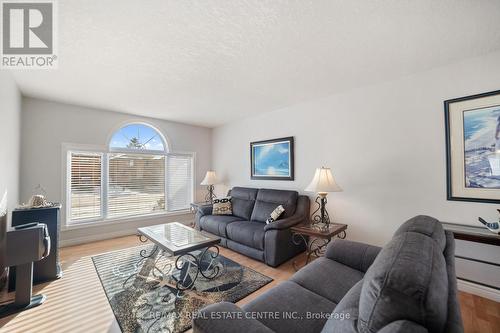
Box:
[250,137,294,180]
[445,89,500,203]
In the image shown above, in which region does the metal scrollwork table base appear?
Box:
[124,222,222,297]
[291,222,348,271]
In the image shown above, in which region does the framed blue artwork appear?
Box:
[250,137,294,180]
[445,89,500,203]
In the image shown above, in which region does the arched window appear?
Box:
[109,123,167,152]
[107,124,167,218]
[66,122,193,224]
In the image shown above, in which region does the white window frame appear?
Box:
[61,123,195,229]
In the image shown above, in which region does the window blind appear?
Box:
[167,154,193,211]
[69,152,102,221]
[108,153,166,218]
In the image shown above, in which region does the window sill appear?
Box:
[62,209,192,231]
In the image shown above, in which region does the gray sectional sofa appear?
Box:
[195,187,309,267]
[193,215,464,333]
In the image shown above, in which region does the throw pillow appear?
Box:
[266,205,285,224]
[212,197,233,215]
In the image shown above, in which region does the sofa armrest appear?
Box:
[264,195,310,231]
[264,215,303,231]
[197,204,213,216]
[194,204,213,230]
[325,238,381,273]
[193,302,274,333]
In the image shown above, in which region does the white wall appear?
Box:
[20,97,212,245]
[0,72,21,222]
[213,50,500,247]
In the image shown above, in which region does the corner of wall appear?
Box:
[0,71,22,223]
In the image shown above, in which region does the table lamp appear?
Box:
[200,171,218,203]
[305,167,342,229]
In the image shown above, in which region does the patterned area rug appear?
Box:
[92,244,272,333]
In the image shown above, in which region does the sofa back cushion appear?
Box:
[394,215,446,251]
[228,187,258,220]
[250,189,298,223]
[358,230,448,333]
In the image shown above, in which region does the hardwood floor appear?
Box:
[0,235,499,333]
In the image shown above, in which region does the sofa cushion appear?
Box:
[291,257,364,304]
[250,189,298,222]
[243,281,336,333]
[325,239,381,273]
[358,231,448,333]
[226,220,266,250]
[230,187,258,220]
[194,302,274,333]
[321,280,363,333]
[199,215,243,238]
[394,215,446,251]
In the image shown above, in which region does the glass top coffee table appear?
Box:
[137,222,222,293]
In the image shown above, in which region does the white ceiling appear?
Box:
[10,0,500,128]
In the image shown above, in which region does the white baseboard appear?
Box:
[457,279,500,302]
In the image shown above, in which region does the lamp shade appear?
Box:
[200,171,218,185]
[305,167,342,194]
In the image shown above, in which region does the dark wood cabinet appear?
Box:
[442,222,500,291]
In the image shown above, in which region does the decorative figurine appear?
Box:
[478,209,500,235]
[18,185,56,210]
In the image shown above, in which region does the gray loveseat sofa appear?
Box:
[195,187,309,267]
[193,215,464,333]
